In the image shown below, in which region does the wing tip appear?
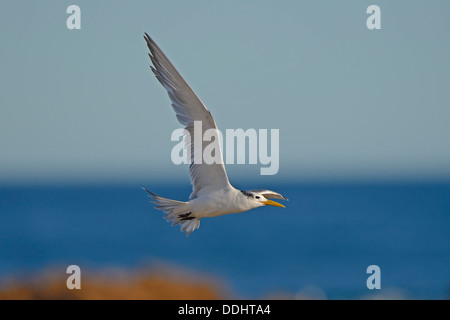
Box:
[143,32,151,42]
[142,187,157,198]
[144,32,157,53]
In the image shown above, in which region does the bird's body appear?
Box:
[190,188,260,218]
[143,33,287,235]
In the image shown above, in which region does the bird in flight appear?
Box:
[143,33,287,235]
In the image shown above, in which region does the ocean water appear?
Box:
[0,182,449,299]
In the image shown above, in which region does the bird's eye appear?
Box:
[255,196,260,199]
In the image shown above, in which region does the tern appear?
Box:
[143,33,287,235]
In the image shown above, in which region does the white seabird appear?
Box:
[143,33,287,235]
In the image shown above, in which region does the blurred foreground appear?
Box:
[0,264,423,300]
[0,265,227,300]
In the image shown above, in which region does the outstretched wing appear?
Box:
[144,33,232,198]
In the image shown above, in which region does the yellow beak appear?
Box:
[263,199,285,208]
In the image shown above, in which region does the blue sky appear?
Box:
[1,1,449,184]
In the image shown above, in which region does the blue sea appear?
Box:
[0,182,449,299]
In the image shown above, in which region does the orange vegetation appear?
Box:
[0,265,228,300]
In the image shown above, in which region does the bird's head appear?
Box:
[240,189,287,208]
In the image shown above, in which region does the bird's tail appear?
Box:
[142,188,200,235]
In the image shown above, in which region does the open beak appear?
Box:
[264,199,285,208]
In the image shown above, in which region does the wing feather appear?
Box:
[144,33,232,198]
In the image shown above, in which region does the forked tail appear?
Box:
[142,188,200,235]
